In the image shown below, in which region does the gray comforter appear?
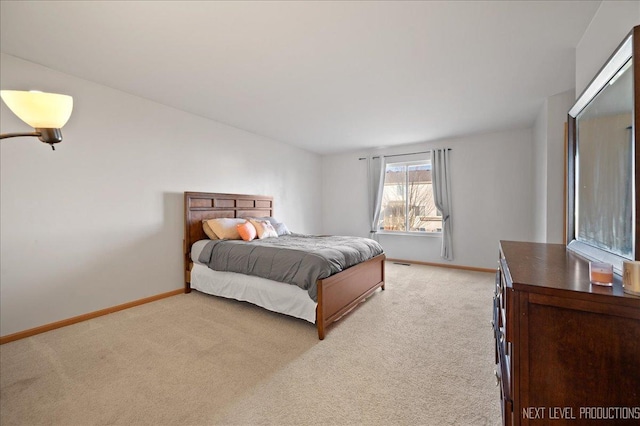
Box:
[198,234,384,302]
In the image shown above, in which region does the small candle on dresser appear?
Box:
[589,261,614,286]
[623,261,640,295]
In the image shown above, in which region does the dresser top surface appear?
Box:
[499,240,640,305]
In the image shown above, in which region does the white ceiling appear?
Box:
[0,1,601,155]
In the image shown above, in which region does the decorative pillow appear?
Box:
[202,220,219,240]
[204,218,247,240]
[273,222,291,236]
[237,221,257,241]
[248,216,291,236]
[248,218,278,239]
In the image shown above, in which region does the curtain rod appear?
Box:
[358,148,451,160]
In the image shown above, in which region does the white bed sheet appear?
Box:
[190,240,317,324]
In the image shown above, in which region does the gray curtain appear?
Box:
[431,149,453,260]
[368,156,386,239]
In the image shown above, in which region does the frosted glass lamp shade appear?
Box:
[0,90,73,128]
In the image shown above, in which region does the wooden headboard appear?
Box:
[183,192,273,290]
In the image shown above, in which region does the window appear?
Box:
[379,160,442,233]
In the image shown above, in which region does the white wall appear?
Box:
[544,90,574,243]
[532,101,548,243]
[322,128,535,270]
[532,90,574,244]
[0,54,323,336]
[576,1,640,96]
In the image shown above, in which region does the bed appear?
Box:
[183,191,386,339]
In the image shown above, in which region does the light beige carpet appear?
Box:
[0,262,501,425]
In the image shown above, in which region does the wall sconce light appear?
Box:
[0,90,73,150]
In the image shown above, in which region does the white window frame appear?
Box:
[379,159,442,236]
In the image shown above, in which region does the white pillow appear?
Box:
[204,218,247,240]
[273,222,291,236]
[248,218,278,239]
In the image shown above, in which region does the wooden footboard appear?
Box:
[316,254,385,340]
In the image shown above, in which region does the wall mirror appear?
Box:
[567,26,638,275]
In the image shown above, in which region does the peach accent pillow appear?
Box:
[249,218,278,239]
[237,222,257,241]
[204,218,246,240]
[202,220,219,240]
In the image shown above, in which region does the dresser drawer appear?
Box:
[498,259,514,345]
[495,261,513,425]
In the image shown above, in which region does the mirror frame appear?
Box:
[567,25,639,275]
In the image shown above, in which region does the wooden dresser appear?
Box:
[495,241,640,425]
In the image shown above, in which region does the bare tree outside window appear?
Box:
[380,161,442,233]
